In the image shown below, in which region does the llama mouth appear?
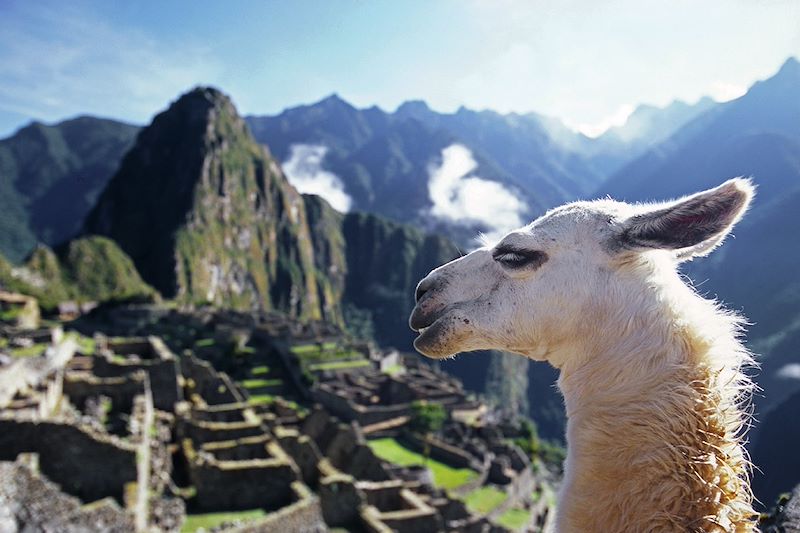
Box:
[412,316,447,353]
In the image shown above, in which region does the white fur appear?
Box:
[410,179,757,532]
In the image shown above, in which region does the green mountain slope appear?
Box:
[0,116,140,262]
[0,236,155,310]
[84,87,328,319]
[303,193,460,348]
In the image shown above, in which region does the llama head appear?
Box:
[409,178,754,365]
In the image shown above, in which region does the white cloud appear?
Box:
[707,81,748,102]
[282,144,352,213]
[570,104,635,138]
[777,363,800,381]
[428,144,525,242]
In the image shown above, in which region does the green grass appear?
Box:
[66,332,96,355]
[367,438,477,490]
[496,508,531,530]
[290,343,361,361]
[382,364,404,375]
[250,365,270,375]
[195,338,215,348]
[0,338,7,349]
[181,509,266,532]
[241,378,282,389]
[247,394,274,405]
[0,308,22,322]
[290,342,338,356]
[308,359,370,372]
[462,486,509,515]
[10,343,48,358]
[236,346,256,355]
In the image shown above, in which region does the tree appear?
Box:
[410,400,446,464]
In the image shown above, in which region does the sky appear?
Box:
[1,0,799,138]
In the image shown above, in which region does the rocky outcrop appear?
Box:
[85,87,326,319]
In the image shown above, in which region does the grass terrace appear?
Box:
[9,343,48,358]
[496,507,532,531]
[66,331,96,354]
[247,394,274,405]
[250,365,269,376]
[241,378,282,389]
[194,338,215,348]
[0,307,21,322]
[462,486,508,515]
[367,438,477,490]
[290,341,370,375]
[181,509,266,532]
[307,359,370,372]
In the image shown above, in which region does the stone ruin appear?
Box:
[0,305,556,532]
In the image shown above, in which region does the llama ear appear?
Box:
[617,178,754,260]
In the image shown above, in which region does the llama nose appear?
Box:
[415,277,436,303]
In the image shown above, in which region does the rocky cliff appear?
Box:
[84,87,326,319]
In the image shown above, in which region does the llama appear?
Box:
[409,179,757,532]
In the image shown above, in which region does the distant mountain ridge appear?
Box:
[80,87,459,348]
[0,89,713,261]
[245,95,606,245]
[0,116,139,262]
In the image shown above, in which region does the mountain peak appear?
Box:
[777,56,800,78]
[318,93,352,108]
[395,100,431,116]
[178,86,233,107]
[84,88,328,319]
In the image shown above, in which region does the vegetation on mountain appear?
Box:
[245,95,606,238]
[409,400,446,436]
[0,116,139,262]
[340,210,460,348]
[84,87,326,319]
[0,236,155,310]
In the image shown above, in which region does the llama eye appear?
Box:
[493,250,547,269]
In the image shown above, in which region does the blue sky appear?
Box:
[1,0,799,137]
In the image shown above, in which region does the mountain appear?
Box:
[752,389,800,507]
[304,194,461,349]
[600,58,800,416]
[584,97,718,175]
[245,96,605,245]
[0,117,140,262]
[0,236,155,310]
[84,87,334,321]
[80,87,460,352]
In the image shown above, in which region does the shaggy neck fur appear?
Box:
[553,257,756,533]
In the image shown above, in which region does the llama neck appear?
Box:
[554,285,755,533]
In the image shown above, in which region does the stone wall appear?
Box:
[177,417,264,444]
[0,459,135,533]
[231,482,325,532]
[191,402,248,423]
[202,435,271,461]
[183,439,298,512]
[311,384,412,427]
[0,417,138,503]
[63,372,144,414]
[180,355,240,405]
[93,357,179,411]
